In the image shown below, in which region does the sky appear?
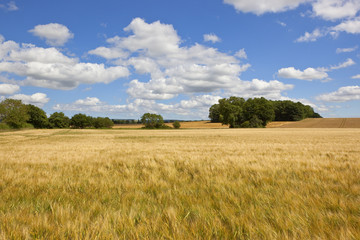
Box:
[0,0,359,119]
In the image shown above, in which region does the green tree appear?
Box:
[70,113,93,129]
[141,113,165,129]
[27,104,48,128]
[218,96,245,128]
[172,120,181,129]
[48,112,70,128]
[93,117,114,129]
[208,104,221,123]
[0,99,29,128]
[243,97,275,127]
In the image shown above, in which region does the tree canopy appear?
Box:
[27,104,49,128]
[209,97,322,128]
[141,113,166,129]
[0,99,29,128]
[48,112,70,129]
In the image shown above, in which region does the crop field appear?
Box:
[113,121,228,129]
[276,118,360,128]
[0,128,359,239]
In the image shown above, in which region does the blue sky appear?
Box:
[0,0,359,119]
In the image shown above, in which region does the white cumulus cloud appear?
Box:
[278,67,328,81]
[29,23,74,46]
[10,93,49,107]
[312,0,360,21]
[0,37,129,90]
[90,18,250,100]
[0,83,19,95]
[330,58,355,70]
[203,33,221,43]
[223,0,308,15]
[316,85,360,102]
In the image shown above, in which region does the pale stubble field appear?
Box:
[0,128,359,239]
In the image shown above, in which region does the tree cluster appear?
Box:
[141,113,172,129]
[0,99,113,129]
[209,97,322,128]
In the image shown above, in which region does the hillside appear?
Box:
[268,118,360,128]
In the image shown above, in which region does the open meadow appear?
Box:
[0,128,359,239]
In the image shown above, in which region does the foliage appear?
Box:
[93,117,114,129]
[172,120,181,129]
[70,113,93,129]
[27,104,49,128]
[0,99,29,129]
[209,96,322,128]
[48,112,70,128]
[141,113,165,129]
[217,96,246,128]
[208,104,221,123]
[0,122,11,130]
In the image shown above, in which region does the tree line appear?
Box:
[0,99,113,129]
[209,97,322,128]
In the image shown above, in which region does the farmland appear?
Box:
[0,128,359,239]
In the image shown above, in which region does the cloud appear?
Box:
[0,83,19,95]
[223,0,308,15]
[336,46,358,53]
[203,33,221,43]
[0,37,129,90]
[29,23,74,46]
[54,95,222,119]
[10,93,49,107]
[235,48,247,59]
[330,58,355,70]
[278,67,328,81]
[352,74,360,79]
[90,18,249,100]
[332,17,360,34]
[297,18,360,42]
[316,85,360,102]
[312,0,360,21]
[0,1,18,11]
[88,47,129,60]
[228,78,294,99]
[296,28,325,42]
[277,21,287,27]
[278,59,355,81]
[74,97,103,106]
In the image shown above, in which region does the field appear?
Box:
[113,121,228,129]
[114,118,360,129]
[272,118,360,128]
[0,128,359,239]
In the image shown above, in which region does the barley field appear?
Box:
[0,128,359,239]
[275,118,360,128]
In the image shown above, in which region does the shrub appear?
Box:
[173,121,181,129]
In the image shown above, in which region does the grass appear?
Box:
[0,128,359,239]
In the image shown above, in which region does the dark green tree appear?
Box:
[218,97,245,128]
[27,104,48,128]
[243,97,275,126]
[48,112,70,128]
[93,117,114,129]
[70,113,93,129]
[141,113,165,129]
[0,99,29,128]
[172,120,181,129]
[208,104,221,123]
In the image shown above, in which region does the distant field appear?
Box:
[0,128,359,239]
[274,118,360,128]
[113,121,228,129]
[114,118,360,129]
